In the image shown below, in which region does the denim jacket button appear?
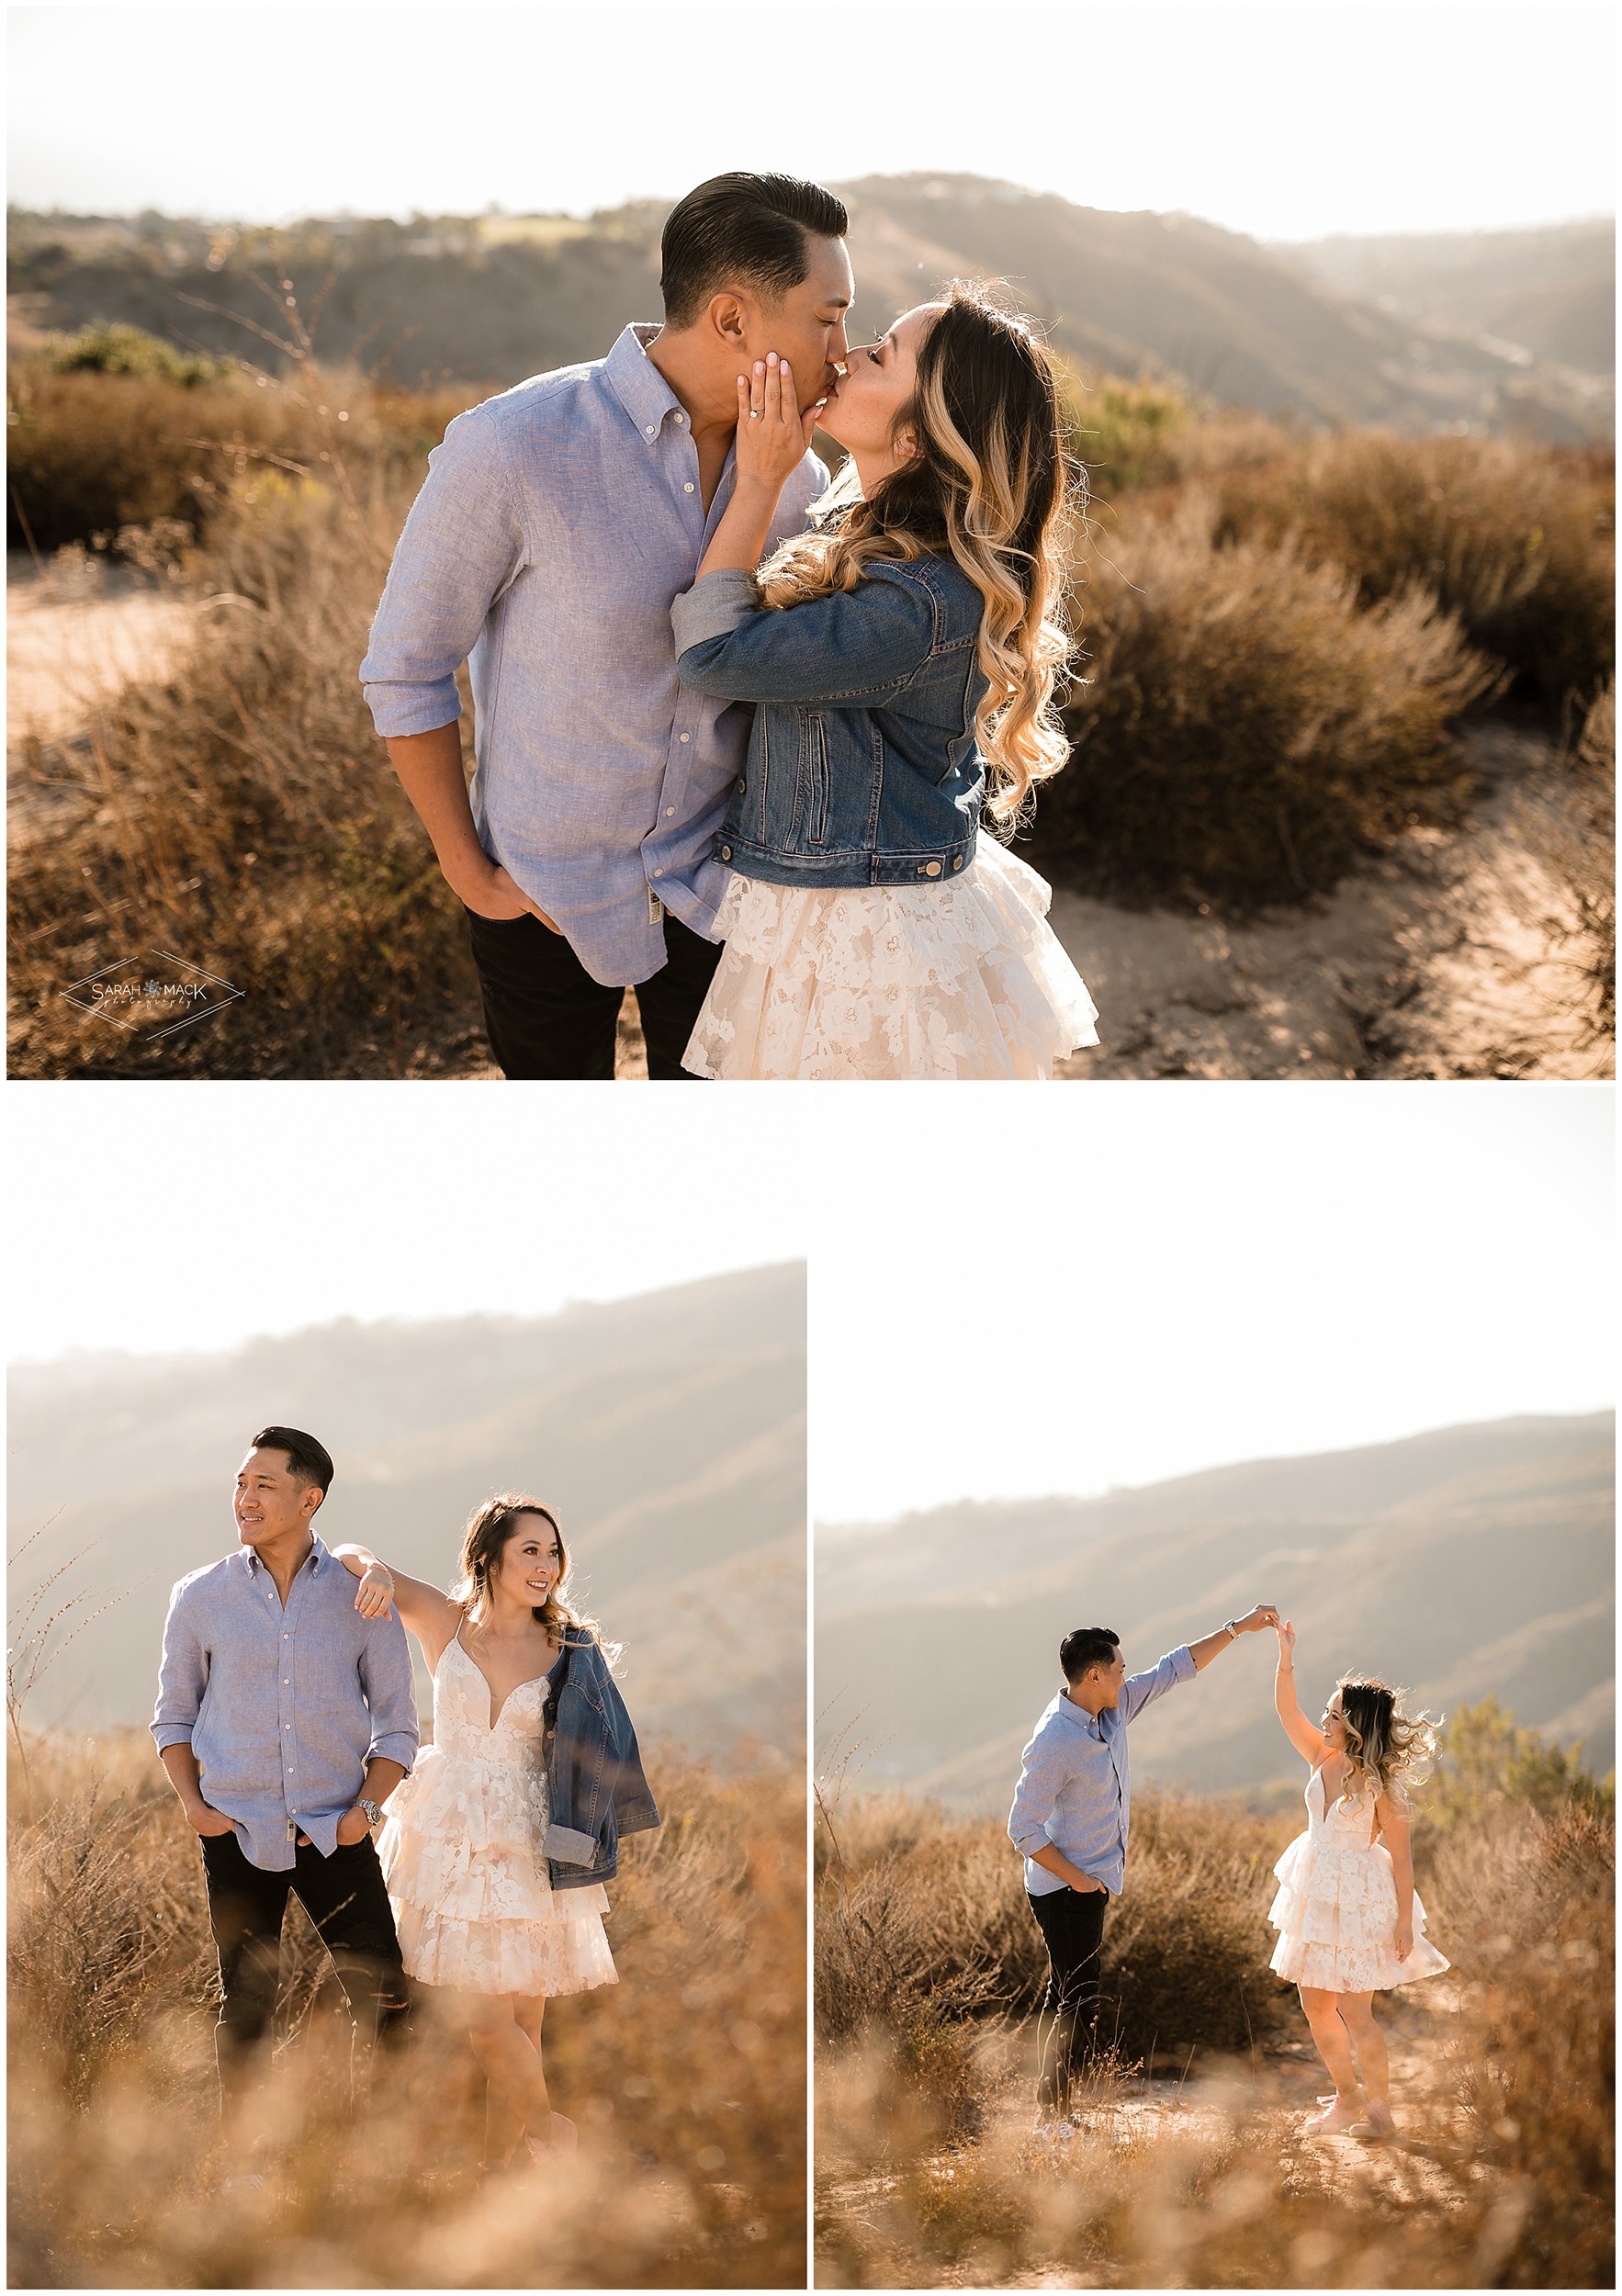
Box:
[952,854,964,871]
[737,778,746,793]
[720,845,732,861]
[924,860,943,877]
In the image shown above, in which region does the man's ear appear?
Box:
[707,290,749,351]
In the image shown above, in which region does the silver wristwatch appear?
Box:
[357,1797,382,1830]
[1223,1619,1239,1641]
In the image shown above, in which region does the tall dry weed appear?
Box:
[9,1728,806,2288]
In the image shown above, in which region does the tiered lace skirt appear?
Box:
[378,1745,617,1998]
[1267,1832,1449,1994]
[682,840,1099,1079]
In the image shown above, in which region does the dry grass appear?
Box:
[8,1728,806,2288]
[815,1767,1614,2287]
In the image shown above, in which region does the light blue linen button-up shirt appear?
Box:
[151,1533,418,1873]
[1008,1645,1196,1898]
[360,323,828,987]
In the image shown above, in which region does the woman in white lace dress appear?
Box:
[332,1497,628,2162]
[670,282,1098,1079]
[1267,1620,1449,2140]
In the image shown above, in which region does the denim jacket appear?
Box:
[542,1629,659,1890]
[670,553,990,888]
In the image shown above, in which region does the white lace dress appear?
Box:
[681,839,1099,1080]
[377,1635,617,1998]
[1267,1764,1449,1995]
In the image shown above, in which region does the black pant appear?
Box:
[464,906,723,1080]
[200,1829,409,2105]
[1029,1884,1110,2111]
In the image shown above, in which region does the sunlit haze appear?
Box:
[810,1086,1614,1522]
[7,1085,807,1360]
[9,4,1615,243]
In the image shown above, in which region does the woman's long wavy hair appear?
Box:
[1334,1674,1439,1813]
[756,280,1080,825]
[452,1492,603,1647]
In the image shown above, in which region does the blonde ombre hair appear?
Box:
[1334,1675,1439,1815]
[756,281,1079,825]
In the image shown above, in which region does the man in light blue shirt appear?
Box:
[152,1426,419,2115]
[1008,1604,1278,2119]
[360,171,852,1077]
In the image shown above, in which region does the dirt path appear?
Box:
[1048,720,1609,1081]
[818,1987,1506,2289]
[9,562,1605,1081]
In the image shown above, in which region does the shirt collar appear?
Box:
[603,322,688,447]
[243,1532,326,1578]
[1056,1689,1105,1739]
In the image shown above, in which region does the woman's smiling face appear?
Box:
[494,1513,563,1611]
[1321,1691,1348,1748]
[817,302,941,480]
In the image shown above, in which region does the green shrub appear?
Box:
[1427,1697,1616,1833]
[46,321,234,386]
[1032,495,1496,907]
[1212,433,1615,705]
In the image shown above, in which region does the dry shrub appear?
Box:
[1034,495,1496,906]
[8,1728,806,2288]
[6,355,479,557]
[8,473,482,1077]
[816,1788,1295,2068]
[1211,433,1616,705]
[817,1788,1615,2290]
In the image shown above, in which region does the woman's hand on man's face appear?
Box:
[733,352,826,495]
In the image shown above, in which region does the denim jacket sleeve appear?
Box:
[671,561,940,706]
[359,407,529,738]
[544,1637,660,1883]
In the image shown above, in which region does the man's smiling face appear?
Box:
[233,1445,321,1550]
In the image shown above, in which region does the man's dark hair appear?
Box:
[1060,1627,1120,1685]
[660,172,848,330]
[251,1425,334,1499]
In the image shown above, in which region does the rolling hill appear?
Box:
[9,177,1612,438]
[817,1412,1613,1808]
[7,1264,805,1762]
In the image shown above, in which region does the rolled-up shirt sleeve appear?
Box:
[1008,1726,1064,1857]
[151,1581,205,1751]
[1119,1644,1196,1725]
[358,1614,420,1772]
[359,408,528,738]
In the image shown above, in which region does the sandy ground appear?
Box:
[8,560,1607,1082]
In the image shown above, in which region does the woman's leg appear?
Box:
[1297,1986,1364,2128]
[1336,1992,1392,2123]
[513,1994,575,2151]
[457,1990,553,2148]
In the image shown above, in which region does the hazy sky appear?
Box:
[7,1085,807,1360]
[9,3,1614,242]
[810,1085,1614,1522]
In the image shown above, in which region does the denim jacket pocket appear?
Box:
[804,714,830,849]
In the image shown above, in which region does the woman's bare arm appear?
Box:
[1273,1619,1333,1764]
[330,1542,462,1669]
